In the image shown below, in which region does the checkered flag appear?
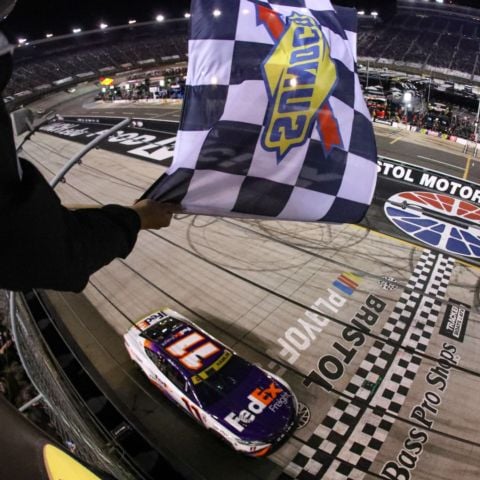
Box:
[144,0,377,222]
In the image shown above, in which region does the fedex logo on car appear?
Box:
[224,383,283,433]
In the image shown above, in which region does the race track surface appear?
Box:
[20,91,480,480]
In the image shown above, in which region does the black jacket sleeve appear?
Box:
[0,158,141,293]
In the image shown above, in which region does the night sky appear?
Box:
[3,0,191,39]
[2,0,480,40]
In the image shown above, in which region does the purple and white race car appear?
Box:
[124,308,298,456]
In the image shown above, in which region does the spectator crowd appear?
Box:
[0,293,58,438]
[358,8,480,76]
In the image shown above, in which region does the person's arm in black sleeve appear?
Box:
[0,159,176,293]
[0,159,138,292]
[66,204,140,286]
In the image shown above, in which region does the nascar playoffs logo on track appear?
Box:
[257,6,341,161]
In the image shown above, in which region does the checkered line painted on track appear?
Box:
[281,251,455,479]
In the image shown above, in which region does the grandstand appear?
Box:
[358,0,480,81]
[5,0,480,106]
[4,19,188,101]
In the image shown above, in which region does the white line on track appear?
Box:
[416,155,464,171]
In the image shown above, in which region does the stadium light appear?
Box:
[184,13,191,18]
[18,38,27,45]
[128,19,136,24]
[403,92,413,103]
[100,23,108,30]
[435,0,444,3]
[156,14,165,22]
[213,9,222,17]
[358,10,365,15]
[73,28,82,34]
[46,33,53,38]
[371,11,379,18]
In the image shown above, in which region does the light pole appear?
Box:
[427,76,432,109]
[475,96,480,138]
[474,95,480,157]
[366,59,370,89]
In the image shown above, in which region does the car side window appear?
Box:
[166,364,186,391]
[145,348,167,373]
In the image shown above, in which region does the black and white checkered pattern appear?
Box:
[281,250,455,479]
[144,0,377,223]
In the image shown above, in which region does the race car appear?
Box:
[124,309,298,457]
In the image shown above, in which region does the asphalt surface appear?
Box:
[374,126,479,183]
[23,88,480,480]
[29,87,480,183]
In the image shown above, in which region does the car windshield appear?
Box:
[141,316,182,342]
[193,355,252,408]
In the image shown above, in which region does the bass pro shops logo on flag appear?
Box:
[259,9,341,160]
[143,0,377,223]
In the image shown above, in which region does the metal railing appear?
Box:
[9,291,135,479]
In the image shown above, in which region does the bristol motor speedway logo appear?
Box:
[385,191,480,260]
